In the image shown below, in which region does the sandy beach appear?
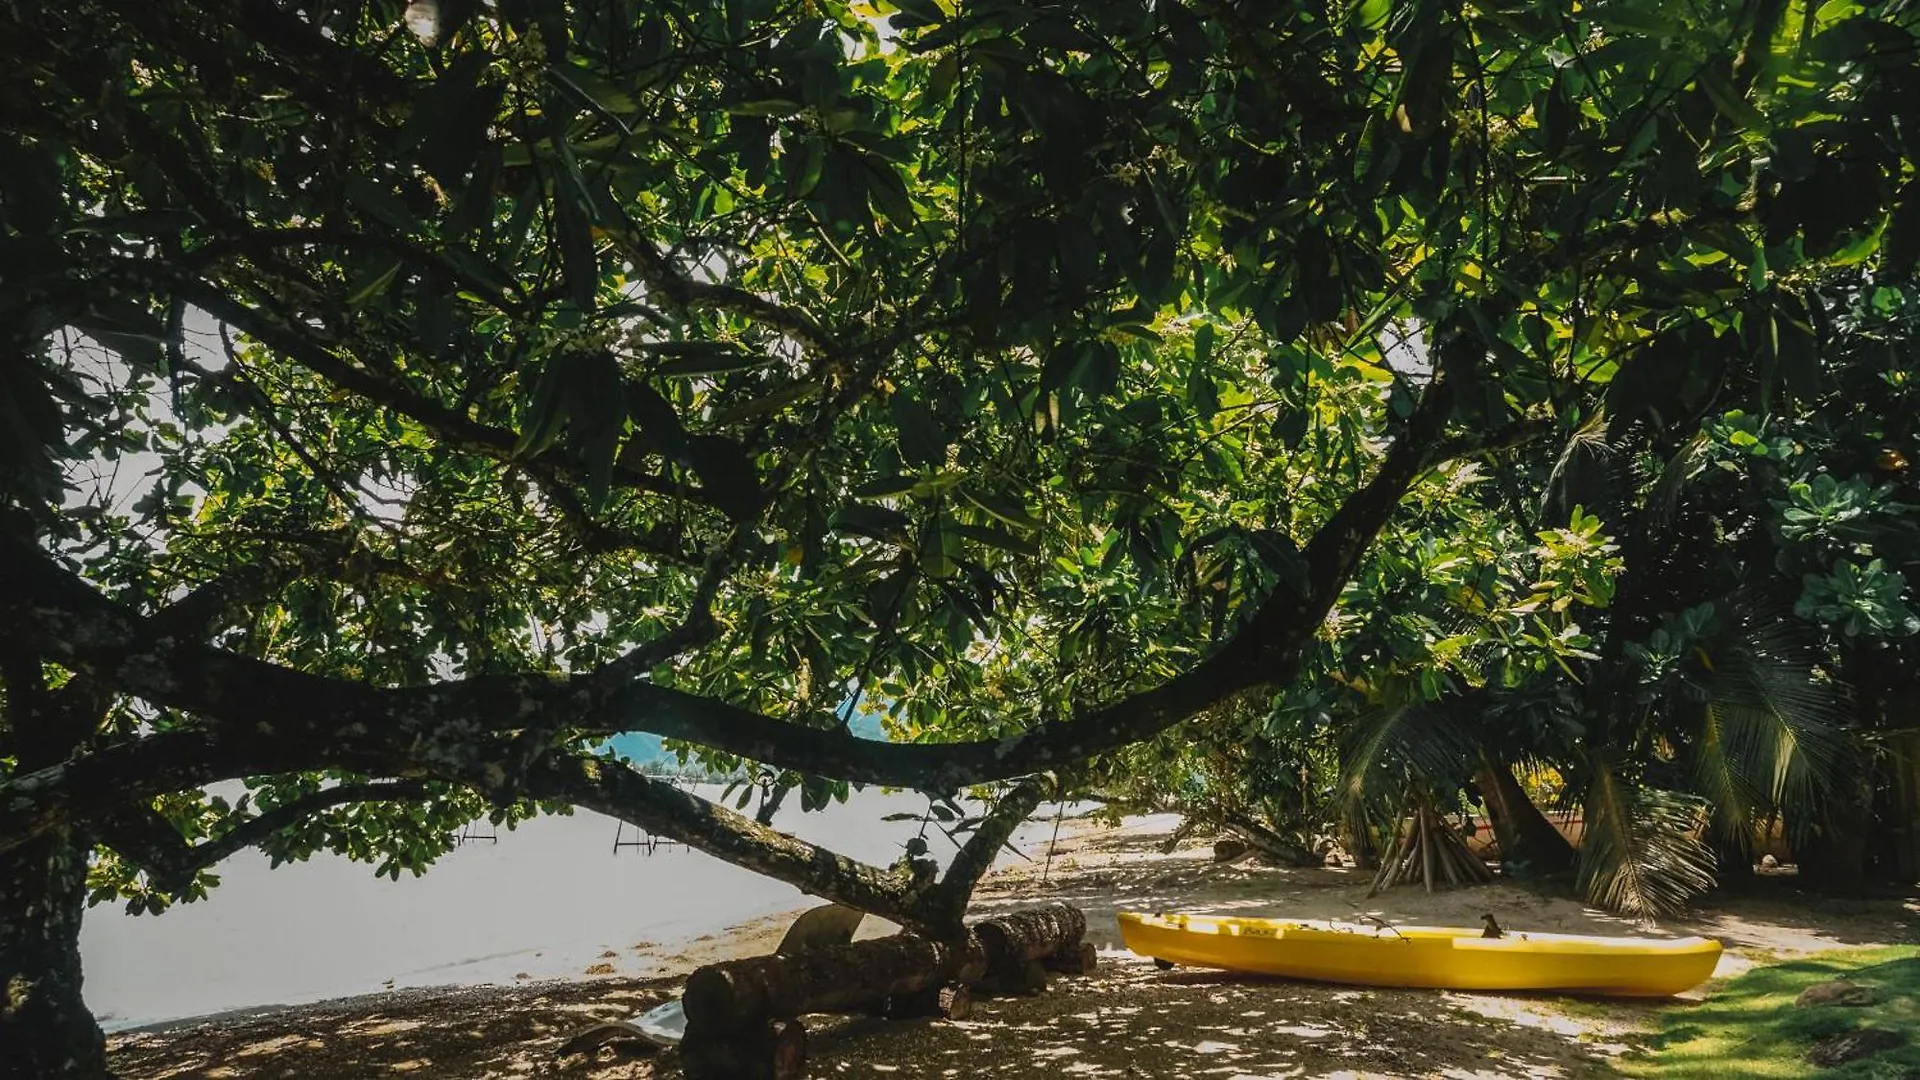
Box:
[104,811,1918,1079]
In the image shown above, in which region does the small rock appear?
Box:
[1807,1027,1905,1068]
[1760,854,1779,868]
[1796,979,1880,1008]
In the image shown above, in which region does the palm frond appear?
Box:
[1692,607,1853,849]
[1645,431,1711,530]
[1544,411,1621,519]
[1333,701,1473,820]
[1694,700,1769,848]
[1577,761,1718,920]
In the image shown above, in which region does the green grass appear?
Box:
[1618,946,1920,1079]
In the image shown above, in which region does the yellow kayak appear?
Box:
[1118,912,1722,997]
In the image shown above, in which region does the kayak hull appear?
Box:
[1118,912,1721,997]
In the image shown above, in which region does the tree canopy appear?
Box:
[4,0,1919,1073]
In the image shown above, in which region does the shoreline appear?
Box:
[108,814,1918,1078]
[84,790,1092,1033]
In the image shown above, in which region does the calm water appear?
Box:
[80,785,1076,1031]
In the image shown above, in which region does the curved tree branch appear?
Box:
[100,779,435,894]
[506,755,935,928]
[1,372,1558,808]
[919,776,1051,928]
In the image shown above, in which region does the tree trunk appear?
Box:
[0,828,109,1079]
[2,657,112,1078]
[1474,756,1574,875]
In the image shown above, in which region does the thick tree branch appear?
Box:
[919,777,1050,928]
[2,373,1537,801]
[506,755,932,928]
[100,780,434,894]
[603,227,844,358]
[0,729,378,858]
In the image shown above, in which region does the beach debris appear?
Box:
[1368,793,1495,896]
[676,903,1091,1080]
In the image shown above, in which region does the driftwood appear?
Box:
[1368,796,1495,896]
[678,904,1090,1080]
[683,932,985,1033]
[975,903,1087,993]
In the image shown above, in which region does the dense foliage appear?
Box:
[3,0,1919,1073]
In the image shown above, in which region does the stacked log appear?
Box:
[683,932,985,1031]
[678,904,1091,1080]
[975,904,1088,993]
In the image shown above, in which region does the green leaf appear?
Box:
[831,503,912,542]
[784,137,827,199]
[1771,304,1822,401]
[956,522,1041,558]
[921,521,960,578]
[550,172,600,311]
[1354,0,1391,30]
[514,356,573,458]
[347,260,405,307]
[400,51,499,185]
[1188,364,1219,422]
[890,0,946,27]
[959,488,1043,531]
[729,98,807,117]
[704,380,819,424]
[853,474,920,499]
[1696,67,1766,131]
[891,392,949,468]
[862,155,918,232]
[1882,179,1920,275]
[645,341,771,377]
[624,380,688,460]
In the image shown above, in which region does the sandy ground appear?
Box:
[109,814,1919,1079]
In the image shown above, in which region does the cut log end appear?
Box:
[1042,941,1099,976]
[681,1018,807,1080]
[937,983,972,1021]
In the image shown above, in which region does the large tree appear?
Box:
[4,0,1915,1073]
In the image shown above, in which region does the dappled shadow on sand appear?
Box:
[109,980,679,1078]
[109,815,1915,1078]
[109,957,1633,1079]
[804,958,1632,1079]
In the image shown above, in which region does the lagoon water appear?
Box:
[80,784,1076,1031]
